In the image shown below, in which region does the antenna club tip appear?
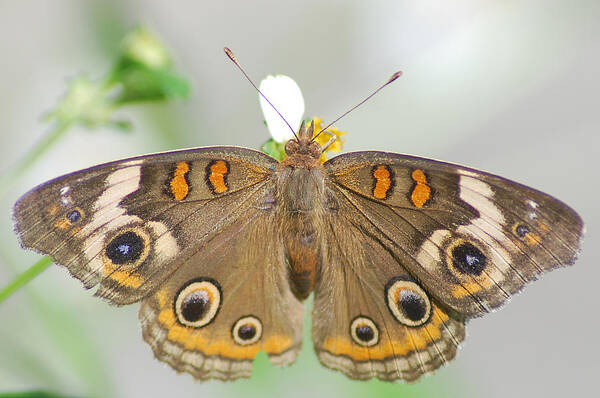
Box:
[388,71,403,83]
[224,47,236,61]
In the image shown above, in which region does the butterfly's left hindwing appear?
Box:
[313,208,465,381]
[13,146,277,305]
[325,151,584,318]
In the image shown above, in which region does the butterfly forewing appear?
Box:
[325,151,583,318]
[13,147,278,305]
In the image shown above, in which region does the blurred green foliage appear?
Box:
[0,24,191,398]
[0,392,80,398]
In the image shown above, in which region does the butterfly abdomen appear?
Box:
[276,159,330,301]
[284,224,321,300]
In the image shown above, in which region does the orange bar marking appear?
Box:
[170,162,190,200]
[373,165,393,199]
[208,160,229,194]
[411,169,431,208]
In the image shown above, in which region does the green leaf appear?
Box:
[107,27,190,104]
[0,256,52,304]
[260,138,286,161]
[110,63,189,104]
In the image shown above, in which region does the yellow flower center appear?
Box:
[309,117,347,163]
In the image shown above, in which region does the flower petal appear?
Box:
[259,75,305,143]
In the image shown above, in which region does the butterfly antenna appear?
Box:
[313,71,403,141]
[224,47,298,139]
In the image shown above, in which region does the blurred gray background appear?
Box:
[0,1,598,397]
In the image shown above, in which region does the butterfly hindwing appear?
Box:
[139,200,304,380]
[312,195,465,381]
[13,146,277,305]
[325,151,584,318]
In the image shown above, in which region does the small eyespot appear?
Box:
[66,208,83,223]
[175,279,222,328]
[385,277,432,327]
[105,231,146,265]
[350,316,379,347]
[451,241,487,276]
[513,223,531,238]
[232,316,263,345]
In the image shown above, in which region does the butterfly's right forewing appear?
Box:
[13,146,278,305]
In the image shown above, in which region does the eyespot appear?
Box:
[511,221,542,247]
[385,277,432,327]
[55,207,86,231]
[232,316,263,345]
[451,241,487,276]
[175,279,222,328]
[66,208,84,223]
[350,316,379,347]
[105,229,149,265]
[513,222,531,238]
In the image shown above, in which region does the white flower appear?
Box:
[259,75,305,143]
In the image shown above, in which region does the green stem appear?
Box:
[0,256,53,304]
[0,121,72,199]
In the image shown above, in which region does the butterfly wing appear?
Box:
[312,209,465,381]
[139,200,304,380]
[312,151,582,381]
[13,146,278,305]
[14,146,305,380]
[324,151,584,318]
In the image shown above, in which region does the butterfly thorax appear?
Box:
[275,121,328,300]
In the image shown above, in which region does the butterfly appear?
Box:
[13,109,583,382]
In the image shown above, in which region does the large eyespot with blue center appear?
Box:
[232,316,263,345]
[385,277,431,327]
[175,278,222,328]
[447,239,487,276]
[350,316,379,347]
[104,227,150,267]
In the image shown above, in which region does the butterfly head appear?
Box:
[284,120,321,159]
